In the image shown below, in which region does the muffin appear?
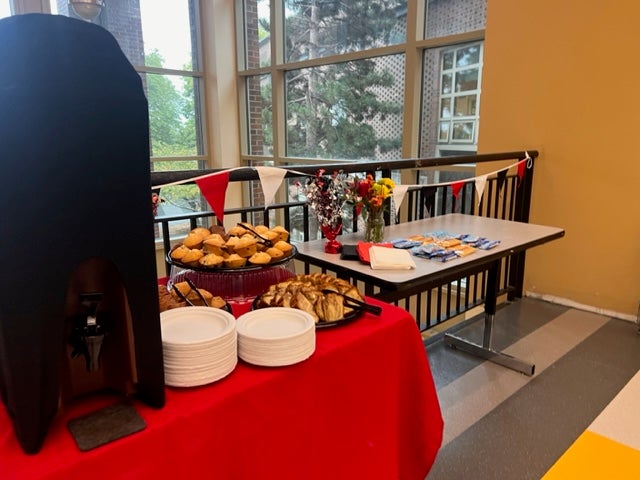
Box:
[228,225,248,237]
[170,244,191,261]
[183,232,205,249]
[181,249,204,266]
[199,253,225,268]
[202,237,226,256]
[271,226,290,242]
[248,251,272,265]
[234,237,258,257]
[262,230,279,244]
[225,236,240,250]
[265,247,284,260]
[191,227,212,238]
[254,225,270,235]
[224,253,247,268]
[273,240,293,256]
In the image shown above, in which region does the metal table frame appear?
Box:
[293,214,564,376]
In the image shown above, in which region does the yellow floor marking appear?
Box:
[542,430,640,479]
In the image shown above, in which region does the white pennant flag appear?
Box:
[475,174,488,206]
[392,184,409,215]
[255,166,287,209]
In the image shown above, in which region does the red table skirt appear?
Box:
[0,299,443,480]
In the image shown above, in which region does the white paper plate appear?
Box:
[160,306,236,346]
[236,308,315,341]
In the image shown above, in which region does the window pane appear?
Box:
[441,72,452,94]
[57,0,198,71]
[246,74,273,156]
[452,121,474,141]
[141,72,201,158]
[244,0,270,68]
[285,54,404,160]
[1,0,11,18]
[440,98,451,118]
[424,0,487,40]
[455,69,478,92]
[454,95,476,116]
[456,45,480,67]
[439,122,450,141]
[284,0,407,62]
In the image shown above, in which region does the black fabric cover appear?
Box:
[0,14,164,454]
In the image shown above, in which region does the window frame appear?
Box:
[236,0,486,169]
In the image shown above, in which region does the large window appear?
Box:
[52,0,207,237]
[239,0,486,232]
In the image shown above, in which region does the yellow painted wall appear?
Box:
[479,0,640,316]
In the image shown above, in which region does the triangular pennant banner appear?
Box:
[475,174,488,207]
[392,184,409,216]
[451,181,465,212]
[255,166,287,209]
[195,171,230,224]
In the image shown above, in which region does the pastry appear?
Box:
[228,225,248,237]
[224,253,247,268]
[181,249,204,266]
[271,226,289,242]
[170,244,191,261]
[191,227,212,238]
[248,251,271,265]
[273,240,293,256]
[199,253,225,268]
[265,247,284,260]
[158,285,185,312]
[202,237,225,256]
[255,273,365,323]
[234,237,258,257]
[183,232,205,249]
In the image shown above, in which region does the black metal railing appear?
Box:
[153,150,536,332]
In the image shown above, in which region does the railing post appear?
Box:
[508,155,535,299]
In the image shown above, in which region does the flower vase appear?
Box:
[364,208,385,243]
[321,223,343,254]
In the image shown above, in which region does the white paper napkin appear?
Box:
[369,246,416,270]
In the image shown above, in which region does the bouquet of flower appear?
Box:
[304,169,352,230]
[351,174,395,242]
[352,174,395,217]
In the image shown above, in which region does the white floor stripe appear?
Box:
[438,309,609,446]
[588,369,640,450]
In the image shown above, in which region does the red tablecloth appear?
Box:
[0,299,443,480]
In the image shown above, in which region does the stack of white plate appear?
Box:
[160,306,238,387]
[236,308,316,367]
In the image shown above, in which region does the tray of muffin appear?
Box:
[166,223,296,272]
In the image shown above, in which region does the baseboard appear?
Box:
[525,291,637,323]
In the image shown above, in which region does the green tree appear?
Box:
[281,0,403,159]
[145,50,201,211]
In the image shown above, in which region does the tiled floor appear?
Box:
[424,297,640,479]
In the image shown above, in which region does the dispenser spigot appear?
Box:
[69,292,106,372]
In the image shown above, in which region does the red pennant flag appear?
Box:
[517,160,526,187]
[451,181,464,212]
[196,172,229,224]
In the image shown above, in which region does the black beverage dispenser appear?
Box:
[0,14,165,454]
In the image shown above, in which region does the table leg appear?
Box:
[444,260,535,376]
